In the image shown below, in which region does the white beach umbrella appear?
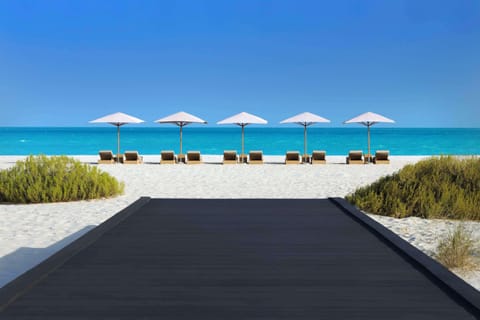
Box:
[155,111,207,156]
[90,112,144,162]
[344,111,395,162]
[280,112,330,162]
[217,112,268,160]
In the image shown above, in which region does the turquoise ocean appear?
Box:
[0,127,478,156]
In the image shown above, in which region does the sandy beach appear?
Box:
[0,155,478,291]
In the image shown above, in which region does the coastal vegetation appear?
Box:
[0,155,124,203]
[346,156,480,220]
[436,225,476,270]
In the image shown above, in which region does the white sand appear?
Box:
[0,155,478,291]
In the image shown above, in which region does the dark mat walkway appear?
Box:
[1,198,479,319]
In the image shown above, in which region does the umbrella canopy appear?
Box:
[90,112,145,126]
[217,112,268,158]
[217,112,268,126]
[344,111,395,162]
[90,112,144,162]
[280,112,330,160]
[344,111,395,126]
[155,111,207,155]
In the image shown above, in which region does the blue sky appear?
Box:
[0,0,479,127]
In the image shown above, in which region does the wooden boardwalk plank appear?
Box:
[1,199,479,319]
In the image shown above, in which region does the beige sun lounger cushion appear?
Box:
[374,150,390,164]
[161,151,176,164]
[98,150,115,164]
[346,150,364,164]
[123,151,143,164]
[311,150,326,164]
[249,151,263,164]
[285,151,300,165]
[187,151,202,164]
[223,150,238,164]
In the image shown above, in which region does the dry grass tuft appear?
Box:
[435,224,477,270]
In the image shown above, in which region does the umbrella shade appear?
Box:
[280,112,330,159]
[344,112,395,162]
[280,112,330,126]
[90,112,144,126]
[217,112,268,126]
[90,112,144,162]
[217,112,268,158]
[344,111,394,126]
[155,111,207,155]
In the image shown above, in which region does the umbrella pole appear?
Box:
[180,125,183,155]
[178,124,186,163]
[304,124,307,163]
[367,125,371,163]
[241,125,245,162]
[117,125,120,164]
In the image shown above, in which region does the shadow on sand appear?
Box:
[0,226,96,288]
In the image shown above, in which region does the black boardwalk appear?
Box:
[1,199,479,319]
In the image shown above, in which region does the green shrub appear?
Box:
[0,155,124,203]
[346,156,480,220]
[436,225,476,270]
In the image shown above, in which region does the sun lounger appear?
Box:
[160,151,176,164]
[123,151,143,164]
[223,150,238,164]
[373,150,390,164]
[98,150,115,164]
[285,151,300,165]
[187,151,202,164]
[248,151,263,164]
[346,150,364,164]
[311,150,326,164]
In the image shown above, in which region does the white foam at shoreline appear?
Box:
[0,155,478,291]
